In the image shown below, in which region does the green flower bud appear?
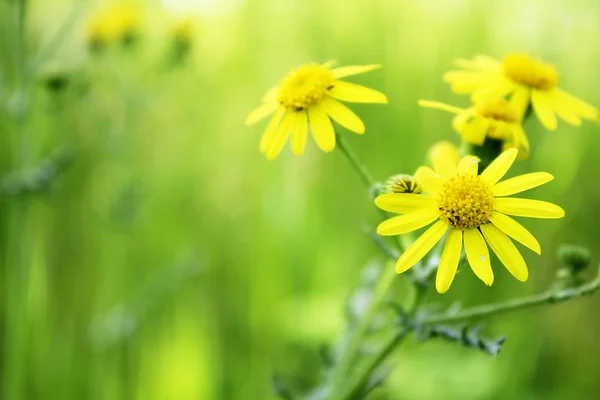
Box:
[383,174,422,194]
[558,244,592,273]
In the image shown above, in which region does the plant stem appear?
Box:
[338,328,410,400]
[335,132,376,190]
[422,269,600,325]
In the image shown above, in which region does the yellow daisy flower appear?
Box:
[87,3,141,48]
[375,148,564,293]
[443,53,599,131]
[419,98,530,159]
[245,62,387,160]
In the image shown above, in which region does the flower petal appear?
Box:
[414,166,443,195]
[329,81,388,104]
[374,193,437,214]
[480,148,518,185]
[377,210,439,236]
[262,86,279,103]
[494,198,565,219]
[259,107,285,152]
[554,88,598,120]
[457,155,480,175]
[418,100,464,114]
[246,102,278,125]
[458,114,489,145]
[291,111,308,156]
[266,111,295,160]
[435,228,463,294]
[472,76,515,103]
[396,220,448,273]
[551,88,582,126]
[531,89,557,131]
[509,87,531,120]
[308,104,336,152]
[464,228,493,286]
[330,64,381,79]
[321,97,365,134]
[492,172,553,196]
[480,223,528,282]
[488,211,541,254]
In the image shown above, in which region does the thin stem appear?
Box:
[422,269,600,325]
[335,132,376,189]
[338,328,410,400]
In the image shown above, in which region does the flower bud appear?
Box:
[383,174,422,194]
[558,244,591,273]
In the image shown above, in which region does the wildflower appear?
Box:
[87,3,142,49]
[443,53,598,131]
[419,98,529,159]
[245,62,387,160]
[375,148,564,293]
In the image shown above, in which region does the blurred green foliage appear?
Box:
[0,0,599,399]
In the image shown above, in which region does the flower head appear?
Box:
[419,98,530,159]
[375,148,564,293]
[245,62,387,160]
[87,3,141,49]
[443,53,599,131]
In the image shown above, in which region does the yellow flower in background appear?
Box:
[375,148,564,293]
[419,98,530,159]
[443,53,599,131]
[87,3,142,48]
[245,62,387,160]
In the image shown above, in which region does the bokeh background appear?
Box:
[0,0,599,399]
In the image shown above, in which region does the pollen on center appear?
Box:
[437,173,494,229]
[277,64,334,110]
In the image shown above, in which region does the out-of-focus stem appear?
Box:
[335,132,376,190]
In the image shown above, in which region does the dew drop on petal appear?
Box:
[479,255,485,261]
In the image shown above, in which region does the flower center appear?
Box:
[437,173,494,229]
[277,64,334,110]
[502,53,558,90]
[474,98,518,123]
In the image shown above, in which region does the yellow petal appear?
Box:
[262,86,279,103]
[246,102,278,125]
[494,198,565,219]
[554,88,598,120]
[551,89,582,126]
[480,148,518,185]
[418,100,464,114]
[266,111,295,160]
[509,87,530,120]
[431,148,458,180]
[374,193,437,214]
[480,223,528,282]
[377,210,439,236]
[492,172,553,196]
[291,111,308,156]
[458,114,489,145]
[488,211,541,254]
[457,155,480,175]
[443,71,489,93]
[435,228,463,294]
[531,90,557,131]
[259,107,285,152]
[508,125,530,160]
[308,104,336,152]
[330,64,381,79]
[472,76,515,103]
[321,97,365,134]
[329,81,388,104]
[464,228,493,286]
[396,220,447,273]
[414,166,443,195]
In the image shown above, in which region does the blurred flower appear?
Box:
[375,148,564,293]
[443,53,599,131]
[384,174,423,194]
[87,3,142,50]
[419,98,529,159]
[427,140,460,167]
[245,62,387,160]
[166,17,197,67]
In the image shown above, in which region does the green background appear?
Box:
[0,0,599,399]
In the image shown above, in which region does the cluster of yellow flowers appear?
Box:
[246,54,598,293]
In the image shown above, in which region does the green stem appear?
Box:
[338,328,410,400]
[335,132,376,189]
[422,268,600,325]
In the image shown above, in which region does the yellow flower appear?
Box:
[419,98,530,159]
[87,3,141,47]
[443,53,599,131]
[375,148,564,293]
[245,62,387,160]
